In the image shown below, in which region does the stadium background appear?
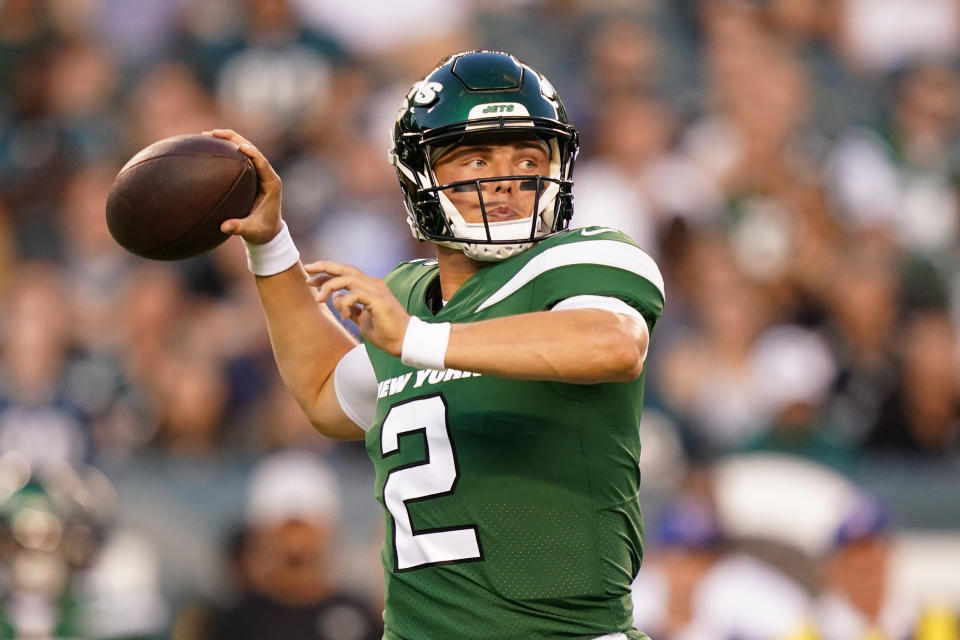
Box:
[0,0,959,637]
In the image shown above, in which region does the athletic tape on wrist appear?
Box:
[401,316,451,370]
[244,221,300,276]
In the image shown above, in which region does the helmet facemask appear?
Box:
[393,121,577,261]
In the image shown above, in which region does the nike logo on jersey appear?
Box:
[377,368,482,399]
[580,227,619,236]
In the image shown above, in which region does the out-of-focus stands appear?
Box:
[0,0,959,637]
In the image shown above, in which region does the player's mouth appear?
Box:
[484,205,521,221]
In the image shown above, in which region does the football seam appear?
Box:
[118,151,245,176]
[157,158,255,257]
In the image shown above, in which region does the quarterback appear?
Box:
[208,51,664,640]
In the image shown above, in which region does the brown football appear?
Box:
[106,134,258,260]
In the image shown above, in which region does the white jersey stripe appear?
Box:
[550,294,644,320]
[474,239,665,313]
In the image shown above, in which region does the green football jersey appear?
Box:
[363,227,664,640]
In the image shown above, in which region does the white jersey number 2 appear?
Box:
[381,394,482,571]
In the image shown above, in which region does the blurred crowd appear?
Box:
[0,0,959,638]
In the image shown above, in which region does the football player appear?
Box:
[208,50,665,640]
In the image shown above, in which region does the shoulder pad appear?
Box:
[474,230,664,313]
[384,258,438,298]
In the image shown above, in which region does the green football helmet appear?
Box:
[390,51,580,261]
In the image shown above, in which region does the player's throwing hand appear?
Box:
[204,129,284,244]
[305,261,411,357]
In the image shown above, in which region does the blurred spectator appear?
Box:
[93,0,183,67]
[0,263,89,471]
[45,38,123,163]
[656,235,773,457]
[740,325,851,470]
[249,378,336,453]
[712,454,859,563]
[686,1,817,197]
[759,0,876,134]
[814,492,960,640]
[637,457,827,640]
[702,455,857,639]
[59,164,134,351]
[839,0,960,73]
[79,528,169,640]
[180,0,347,151]
[0,453,167,638]
[0,0,55,105]
[0,258,153,467]
[124,62,223,154]
[113,264,188,392]
[584,14,662,101]
[291,0,470,74]
[868,312,960,456]
[822,247,902,446]
[0,49,76,258]
[826,63,960,257]
[685,540,816,640]
[190,450,382,640]
[152,354,230,459]
[814,495,913,639]
[632,469,725,638]
[304,134,420,277]
[569,94,671,248]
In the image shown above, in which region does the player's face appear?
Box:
[432,138,550,224]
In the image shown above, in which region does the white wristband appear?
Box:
[243,221,300,276]
[401,316,451,370]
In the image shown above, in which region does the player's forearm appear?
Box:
[443,309,646,384]
[254,263,358,412]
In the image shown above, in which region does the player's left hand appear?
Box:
[305,261,410,357]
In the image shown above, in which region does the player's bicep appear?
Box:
[309,344,377,441]
[551,295,651,362]
[311,383,366,440]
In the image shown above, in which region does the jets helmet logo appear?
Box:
[413,81,443,107]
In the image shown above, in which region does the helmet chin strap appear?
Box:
[436,190,538,261]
